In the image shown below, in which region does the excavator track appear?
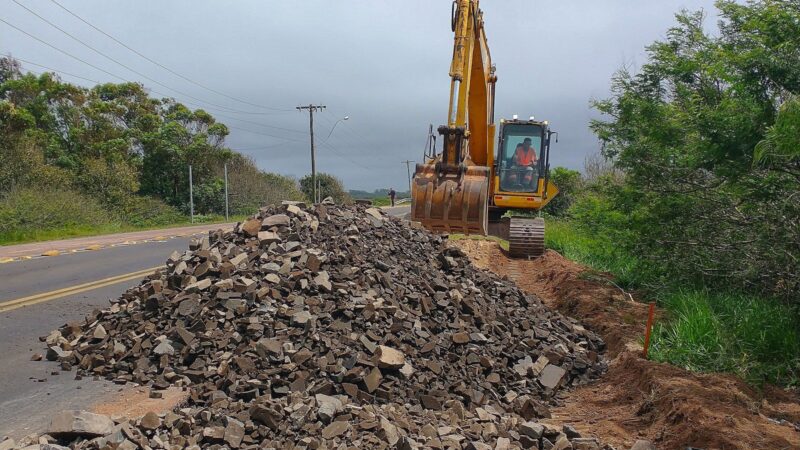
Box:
[507,217,545,258]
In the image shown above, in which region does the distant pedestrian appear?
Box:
[389,188,396,207]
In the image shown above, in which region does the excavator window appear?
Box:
[498,124,543,192]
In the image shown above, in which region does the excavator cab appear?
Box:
[492,118,557,210]
[497,121,545,193]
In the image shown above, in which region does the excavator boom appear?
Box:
[411,0,494,235]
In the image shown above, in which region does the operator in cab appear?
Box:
[509,137,537,187]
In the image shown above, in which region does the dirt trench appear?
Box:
[452,239,800,450]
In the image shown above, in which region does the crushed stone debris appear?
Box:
[23,200,612,449]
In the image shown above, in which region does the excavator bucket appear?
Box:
[411,162,489,235]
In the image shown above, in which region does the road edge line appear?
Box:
[0,266,160,313]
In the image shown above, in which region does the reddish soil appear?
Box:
[91,386,188,420]
[453,239,800,450]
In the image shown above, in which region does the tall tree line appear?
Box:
[0,57,303,220]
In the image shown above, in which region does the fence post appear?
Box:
[224,163,229,221]
[189,165,194,223]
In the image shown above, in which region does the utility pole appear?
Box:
[188,165,194,223]
[296,104,326,203]
[402,160,414,194]
[223,163,229,221]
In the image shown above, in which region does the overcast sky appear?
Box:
[2,0,719,190]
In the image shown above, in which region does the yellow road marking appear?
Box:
[0,257,14,264]
[42,250,61,257]
[0,266,160,313]
[86,244,102,251]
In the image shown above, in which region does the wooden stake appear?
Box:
[642,302,656,359]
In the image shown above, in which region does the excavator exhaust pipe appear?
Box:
[411,162,489,235]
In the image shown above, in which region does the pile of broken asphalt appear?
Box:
[20,201,610,449]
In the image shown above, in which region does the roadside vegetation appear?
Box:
[349,188,411,207]
[299,173,352,205]
[0,57,305,245]
[543,0,800,387]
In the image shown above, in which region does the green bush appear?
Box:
[545,219,645,290]
[0,186,117,243]
[120,195,185,228]
[543,167,582,217]
[547,188,649,289]
[222,154,305,215]
[299,173,351,204]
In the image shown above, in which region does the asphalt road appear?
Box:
[0,205,411,438]
[0,237,194,439]
[383,205,411,218]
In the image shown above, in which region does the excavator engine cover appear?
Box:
[411,162,489,235]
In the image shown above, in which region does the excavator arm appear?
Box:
[445,0,496,166]
[412,0,495,234]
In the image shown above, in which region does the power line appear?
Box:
[11,55,102,84]
[0,17,127,82]
[320,111,361,145]
[226,124,306,143]
[46,0,291,112]
[18,64,382,178]
[326,108,374,145]
[318,112,366,150]
[6,3,277,116]
[314,114,396,170]
[207,110,306,135]
[233,142,294,151]
[319,141,374,170]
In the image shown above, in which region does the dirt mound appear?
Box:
[553,353,800,449]
[453,239,800,449]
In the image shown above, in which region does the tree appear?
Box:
[588,1,800,302]
[299,173,351,204]
[544,167,582,217]
[0,56,310,224]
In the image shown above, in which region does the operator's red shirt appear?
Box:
[515,146,537,166]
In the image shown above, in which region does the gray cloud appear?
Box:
[2,0,717,190]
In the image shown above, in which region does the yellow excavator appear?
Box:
[411,0,559,258]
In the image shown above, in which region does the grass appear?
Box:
[649,291,800,386]
[544,219,645,289]
[2,216,241,244]
[353,197,409,207]
[370,197,391,207]
[0,214,241,246]
[546,218,800,387]
[0,186,246,246]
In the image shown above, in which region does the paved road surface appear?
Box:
[0,237,195,439]
[382,205,411,218]
[0,206,411,438]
